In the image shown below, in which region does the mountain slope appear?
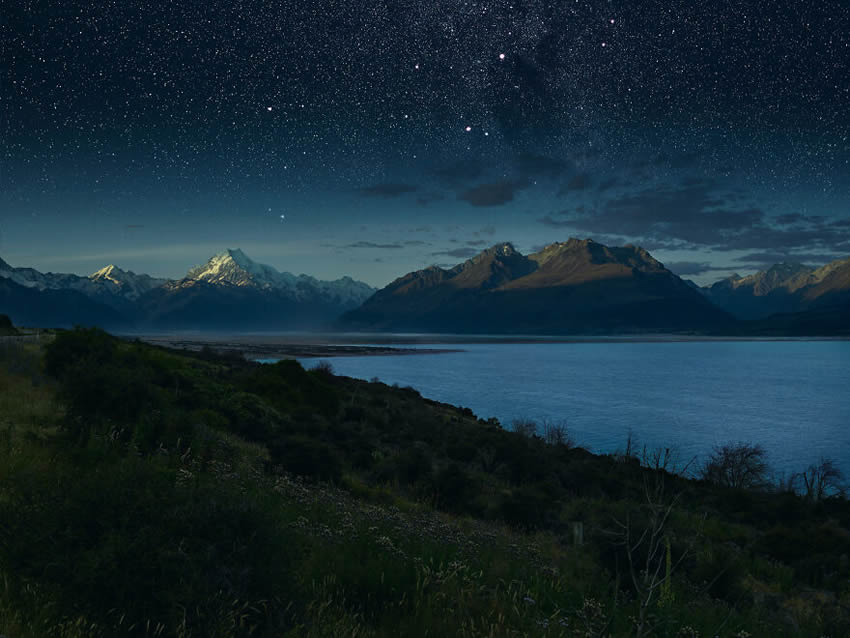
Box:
[181,248,374,307]
[136,249,376,330]
[0,258,165,313]
[340,239,733,334]
[0,277,129,329]
[704,257,850,319]
[1,250,375,331]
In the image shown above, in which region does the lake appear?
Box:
[289,339,850,477]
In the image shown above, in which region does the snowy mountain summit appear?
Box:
[183,248,375,307]
[89,265,167,300]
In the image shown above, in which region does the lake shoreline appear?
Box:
[137,336,463,359]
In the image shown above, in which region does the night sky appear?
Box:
[3,1,849,286]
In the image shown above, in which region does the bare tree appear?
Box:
[796,457,845,501]
[510,418,537,438]
[542,418,574,447]
[311,360,334,377]
[700,442,770,490]
[608,472,697,637]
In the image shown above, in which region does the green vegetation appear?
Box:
[2,328,850,636]
[0,314,18,336]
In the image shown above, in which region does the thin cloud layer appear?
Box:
[358,183,418,198]
[553,180,850,255]
[458,179,530,207]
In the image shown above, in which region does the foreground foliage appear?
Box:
[1,328,849,636]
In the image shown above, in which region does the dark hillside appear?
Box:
[1,330,848,636]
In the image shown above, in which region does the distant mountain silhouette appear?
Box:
[703,257,850,320]
[0,250,375,331]
[339,238,734,334]
[135,249,375,330]
[0,277,128,329]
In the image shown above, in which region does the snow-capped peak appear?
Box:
[89,264,167,300]
[183,248,375,306]
[90,264,124,283]
[186,248,296,290]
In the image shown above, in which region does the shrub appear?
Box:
[500,485,555,530]
[44,327,117,378]
[0,313,17,335]
[311,360,334,377]
[542,419,574,447]
[57,353,163,441]
[222,391,283,440]
[268,435,342,483]
[511,418,538,438]
[701,442,770,490]
[0,454,298,636]
[432,463,472,512]
[395,446,433,485]
[796,458,845,501]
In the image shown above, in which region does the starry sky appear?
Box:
[3,0,849,286]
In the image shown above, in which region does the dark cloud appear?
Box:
[774,213,827,226]
[664,261,731,276]
[775,213,806,225]
[474,225,497,237]
[416,192,444,206]
[458,179,530,207]
[597,177,619,192]
[343,241,403,249]
[466,240,488,246]
[732,252,840,265]
[515,153,570,178]
[431,247,479,259]
[433,160,483,185]
[538,214,574,228]
[831,218,850,228]
[403,240,428,246]
[559,173,592,194]
[358,183,417,198]
[560,180,850,254]
[409,226,432,233]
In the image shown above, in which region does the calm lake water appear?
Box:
[291,340,850,477]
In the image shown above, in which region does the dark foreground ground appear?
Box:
[2,328,849,637]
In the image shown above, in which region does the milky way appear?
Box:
[3,1,850,284]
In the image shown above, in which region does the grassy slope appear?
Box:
[1,331,848,637]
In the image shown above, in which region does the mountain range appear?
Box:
[339,239,734,334]
[2,242,849,335]
[0,251,375,331]
[700,259,850,320]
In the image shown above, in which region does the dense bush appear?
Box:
[700,442,770,490]
[0,314,17,335]
[267,435,343,483]
[5,329,850,636]
[0,455,298,636]
[431,463,472,512]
